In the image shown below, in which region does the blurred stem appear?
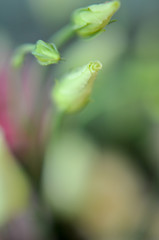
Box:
[12,44,35,67]
[49,24,76,49]
[53,110,66,140]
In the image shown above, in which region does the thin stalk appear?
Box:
[53,110,66,141]
[12,44,35,67]
[49,24,76,49]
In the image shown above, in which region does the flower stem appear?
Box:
[53,110,66,140]
[49,24,76,49]
[12,44,35,67]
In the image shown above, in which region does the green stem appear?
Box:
[49,24,76,49]
[12,43,35,67]
[53,111,66,140]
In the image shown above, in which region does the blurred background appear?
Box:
[0,0,159,240]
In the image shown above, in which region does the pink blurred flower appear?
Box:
[0,54,52,169]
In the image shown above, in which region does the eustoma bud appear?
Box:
[72,1,120,38]
[32,40,60,65]
[52,61,102,113]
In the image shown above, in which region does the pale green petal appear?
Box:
[52,61,102,113]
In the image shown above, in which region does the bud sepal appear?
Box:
[32,40,61,66]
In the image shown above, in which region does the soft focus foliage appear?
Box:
[42,131,99,218]
[0,0,159,239]
[0,130,31,226]
[77,151,148,239]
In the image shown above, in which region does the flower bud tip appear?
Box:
[52,61,102,113]
[72,1,121,38]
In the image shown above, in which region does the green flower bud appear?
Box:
[52,61,102,113]
[72,1,120,38]
[32,40,60,66]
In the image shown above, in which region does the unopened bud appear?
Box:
[72,1,120,38]
[52,61,102,113]
[32,40,60,66]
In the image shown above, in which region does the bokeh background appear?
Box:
[0,0,159,240]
